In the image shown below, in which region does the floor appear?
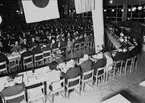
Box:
[34,52,145,103]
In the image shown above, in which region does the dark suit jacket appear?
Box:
[62,66,81,87]
[21,50,33,63]
[0,53,9,64]
[93,58,106,75]
[80,60,93,79]
[113,52,125,61]
[32,46,42,55]
[131,46,140,57]
[2,83,25,103]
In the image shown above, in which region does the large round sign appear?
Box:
[32,0,49,8]
[0,16,2,24]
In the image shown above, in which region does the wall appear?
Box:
[104,0,145,5]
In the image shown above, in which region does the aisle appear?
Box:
[43,52,145,103]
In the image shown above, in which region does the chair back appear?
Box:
[43,50,51,64]
[34,53,44,67]
[66,76,81,90]
[49,79,65,95]
[125,58,133,67]
[82,69,94,82]
[23,55,33,70]
[9,57,19,73]
[0,61,7,74]
[96,66,106,78]
[3,91,25,103]
[26,82,45,103]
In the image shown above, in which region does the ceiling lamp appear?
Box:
[0,16,2,24]
[112,9,115,12]
[110,0,113,4]
[104,9,106,12]
[128,8,131,12]
[132,7,136,11]
[138,6,142,10]
[121,9,124,12]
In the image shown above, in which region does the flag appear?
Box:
[92,0,104,53]
[22,0,60,23]
[74,0,95,14]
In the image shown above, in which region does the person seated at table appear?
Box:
[112,48,125,62]
[11,41,21,52]
[0,48,9,65]
[21,46,33,64]
[29,37,37,47]
[79,54,93,75]
[62,59,81,87]
[92,52,107,76]
[31,41,42,55]
[51,39,58,49]
[20,38,28,50]
[1,73,26,103]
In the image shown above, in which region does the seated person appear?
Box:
[21,46,33,68]
[62,59,81,87]
[11,41,21,52]
[79,54,93,75]
[31,41,42,55]
[1,73,26,103]
[92,52,107,75]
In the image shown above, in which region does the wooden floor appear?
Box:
[33,52,145,103]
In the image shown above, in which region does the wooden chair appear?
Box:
[25,82,45,103]
[81,69,94,91]
[2,91,26,103]
[23,55,33,70]
[9,57,20,73]
[124,58,133,75]
[74,43,81,58]
[43,50,51,65]
[0,61,7,75]
[94,66,106,86]
[65,76,81,99]
[114,60,123,75]
[34,53,44,68]
[105,63,115,81]
[46,79,65,103]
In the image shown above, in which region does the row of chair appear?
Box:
[1,53,140,103]
[0,40,95,75]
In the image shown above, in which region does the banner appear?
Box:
[74,0,95,14]
[22,0,60,23]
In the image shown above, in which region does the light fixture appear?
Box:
[0,16,2,24]
[112,9,115,12]
[132,7,136,11]
[138,6,142,10]
[121,9,124,12]
[104,9,106,12]
[110,0,113,4]
[128,8,131,12]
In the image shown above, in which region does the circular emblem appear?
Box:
[32,0,49,8]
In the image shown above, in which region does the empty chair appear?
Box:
[81,69,94,91]
[46,79,65,103]
[25,82,45,103]
[65,76,81,98]
[9,57,20,73]
[114,60,123,75]
[74,43,81,58]
[93,66,106,86]
[23,55,33,70]
[0,61,7,75]
[34,53,44,68]
[43,50,51,65]
[124,58,133,75]
[2,91,26,103]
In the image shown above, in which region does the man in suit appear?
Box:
[31,41,42,55]
[1,73,26,103]
[79,54,93,78]
[62,59,81,87]
[92,52,107,80]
